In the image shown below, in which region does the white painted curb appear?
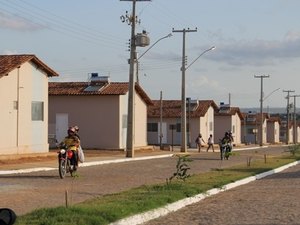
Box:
[110,160,300,225]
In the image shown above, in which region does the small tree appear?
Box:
[288,144,300,156]
[167,154,192,184]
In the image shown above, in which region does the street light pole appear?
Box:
[120,0,150,158]
[290,95,300,144]
[172,28,197,152]
[254,75,269,146]
[283,90,295,144]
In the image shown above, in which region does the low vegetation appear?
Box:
[15,152,300,225]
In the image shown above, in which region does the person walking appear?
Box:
[195,134,205,152]
[206,134,214,152]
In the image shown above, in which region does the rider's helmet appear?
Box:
[68,127,76,135]
[73,125,79,132]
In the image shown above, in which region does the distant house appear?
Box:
[48,75,153,150]
[147,99,218,148]
[0,54,58,155]
[241,112,269,145]
[267,116,281,144]
[214,104,243,145]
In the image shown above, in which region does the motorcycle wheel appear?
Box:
[220,149,225,160]
[59,158,67,179]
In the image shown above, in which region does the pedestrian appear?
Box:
[206,134,214,152]
[195,133,205,152]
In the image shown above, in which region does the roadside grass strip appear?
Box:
[111,160,300,225]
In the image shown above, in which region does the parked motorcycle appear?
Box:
[219,141,231,160]
[57,145,77,179]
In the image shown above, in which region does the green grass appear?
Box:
[16,153,300,225]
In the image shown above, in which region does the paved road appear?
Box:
[144,163,300,225]
[0,146,292,220]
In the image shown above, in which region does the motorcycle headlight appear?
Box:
[60,149,66,154]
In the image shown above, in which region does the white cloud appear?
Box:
[0,12,45,31]
[208,32,300,67]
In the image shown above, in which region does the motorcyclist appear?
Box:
[60,127,80,170]
[221,131,233,152]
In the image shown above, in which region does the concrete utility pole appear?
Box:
[120,0,150,158]
[159,91,163,149]
[290,95,300,144]
[254,75,269,146]
[172,28,197,152]
[283,90,295,144]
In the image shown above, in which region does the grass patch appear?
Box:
[15,154,300,225]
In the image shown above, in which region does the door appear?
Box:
[56,113,68,143]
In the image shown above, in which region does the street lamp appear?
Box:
[181,46,216,152]
[136,33,172,83]
[254,75,270,146]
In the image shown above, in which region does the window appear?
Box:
[147,123,158,132]
[32,101,44,121]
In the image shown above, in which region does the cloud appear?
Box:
[207,32,300,66]
[0,12,45,31]
[1,50,19,55]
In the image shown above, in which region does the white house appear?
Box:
[214,104,243,145]
[0,54,58,155]
[48,75,153,150]
[147,99,218,148]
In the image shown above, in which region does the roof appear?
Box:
[49,82,153,105]
[267,116,282,125]
[242,112,270,125]
[0,54,59,78]
[215,106,244,120]
[147,100,218,118]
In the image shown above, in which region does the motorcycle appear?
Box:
[219,141,231,160]
[57,145,77,179]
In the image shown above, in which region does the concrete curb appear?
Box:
[110,160,300,225]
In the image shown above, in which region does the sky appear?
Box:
[1,0,300,109]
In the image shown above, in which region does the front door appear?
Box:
[56,113,68,143]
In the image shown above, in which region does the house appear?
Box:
[48,75,153,150]
[241,112,269,145]
[267,116,281,144]
[0,54,58,155]
[147,99,218,148]
[214,104,243,145]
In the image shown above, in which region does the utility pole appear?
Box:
[290,95,300,144]
[159,91,163,149]
[283,90,295,144]
[254,75,269,146]
[172,28,197,152]
[120,0,150,157]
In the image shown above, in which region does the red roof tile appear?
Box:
[147,100,218,118]
[49,82,153,105]
[215,106,244,119]
[0,54,58,78]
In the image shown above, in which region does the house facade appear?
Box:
[214,104,243,145]
[0,54,58,155]
[267,117,281,144]
[147,99,218,148]
[48,76,152,150]
[241,112,269,145]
